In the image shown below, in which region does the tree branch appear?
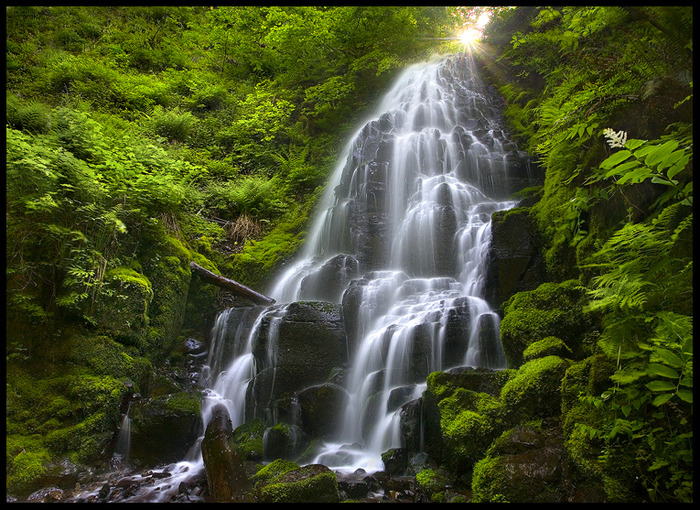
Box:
[189,261,276,306]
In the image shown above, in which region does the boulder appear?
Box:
[200,404,252,502]
[249,302,346,418]
[499,280,600,368]
[128,392,201,467]
[471,425,606,503]
[382,448,409,476]
[299,254,359,302]
[421,368,513,474]
[254,463,340,503]
[500,355,571,422]
[262,422,307,461]
[297,383,349,439]
[484,207,547,311]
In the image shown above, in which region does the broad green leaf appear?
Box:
[600,149,631,169]
[651,176,674,186]
[624,139,645,150]
[659,148,687,170]
[644,140,679,168]
[667,153,690,180]
[646,380,676,391]
[617,167,654,185]
[676,389,693,404]
[654,348,684,369]
[604,160,638,178]
[633,145,657,159]
[652,393,673,406]
[646,363,679,379]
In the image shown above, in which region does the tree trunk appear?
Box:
[189,261,275,306]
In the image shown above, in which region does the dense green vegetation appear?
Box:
[6,6,692,503]
[5,5,455,497]
[480,6,692,502]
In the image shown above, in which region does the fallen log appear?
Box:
[189,261,276,306]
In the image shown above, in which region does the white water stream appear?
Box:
[249,54,517,472]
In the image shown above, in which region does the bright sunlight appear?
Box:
[456,10,491,52]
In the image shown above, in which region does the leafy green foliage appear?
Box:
[484,6,693,502]
[576,204,693,502]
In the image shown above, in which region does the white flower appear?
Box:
[603,128,628,148]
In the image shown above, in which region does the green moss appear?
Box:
[499,279,598,367]
[251,458,300,486]
[471,456,507,503]
[523,336,572,361]
[95,267,153,347]
[255,464,339,504]
[232,419,265,461]
[6,442,51,496]
[500,356,570,421]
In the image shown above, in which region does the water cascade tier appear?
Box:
[203,54,534,474]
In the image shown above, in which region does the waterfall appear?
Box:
[110,405,132,471]
[202,54,526,474]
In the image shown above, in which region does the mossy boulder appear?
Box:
[559,355,625,500]
[471,424,606,503]
[253,462,340,503]
[500,355,570,421]
[523,336,572,361]
[499,279,599,368]
[232,418,265,461]
[416,468,456,503]
[422,368,514,478]
[201,404,252,502]
[128,391,201,467]
[262,422,307,461]
[485,206,548,310]
[94,267,153,346]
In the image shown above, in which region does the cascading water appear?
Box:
[195,53,528,483]
[262,53,523,472]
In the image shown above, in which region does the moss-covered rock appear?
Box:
[471,424,606,503]
[128,391,201,467]
[254,463,340,503]
[499,279,599,367]
[422,369,514,479]
[94,267,153,347]
[485,206,548,310]
[232,418,265,461]
[416,467,463,503]
[5,330,154,498]
[262,422,307,461]
[523,336,572,361]
[500,355,570,421]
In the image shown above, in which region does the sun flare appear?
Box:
[458,27,481,47]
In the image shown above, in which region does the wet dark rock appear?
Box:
[299,254,359,302]
[249,302,346,418]
[182,337,206,355]
[200,404,252,502]
[26,486,64,503]
[382,448,409,476]
[128,391,202,467]
[297,383,350,439]
[484,206,548,311]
